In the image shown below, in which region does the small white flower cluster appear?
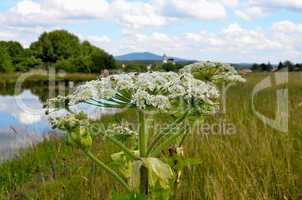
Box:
[49,112,88,130]
[45,95,69,113]
[69,79,117,105]
[180,61,246,84]
[105,122,138,136]
[132,90,171,110]
[46,71,221,112]
[212,72,246,83]
[48,112,93,149]
[167,73,219,105]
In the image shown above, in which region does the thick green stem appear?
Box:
[140,166,149,195]
[138,110,146,157]
[106,135,140,160]
[138,110,148,195]
[85,150,131,192]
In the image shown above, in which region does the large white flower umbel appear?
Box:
[47,71,220,113]
[45,63,245,197]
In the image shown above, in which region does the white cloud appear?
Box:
[159,0,227,20]
[0,30,19,41]
[236,0,302,20]
[78,34,113,53]
[184,23,283,57]
[0,25,50,47]
[12,0,41,15]
[235,6,268,20]
[79,35,111,44]
[272,20,302,33]
[221,24,282,50]
[111,22,302,63]
[171,0,226,20]
[272,21,302,54]
[110,0,169,28]
[0,0,229,29]
[45,0,109,18]
[88,35,111,44]
[219,0,238,7]
[251,0,302,10]
[110,0,229,29]
[0,0,109,27]
[0,1,300,63]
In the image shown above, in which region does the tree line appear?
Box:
[117,61,188,72]
[0,30,116,73]
[251,61,302,72]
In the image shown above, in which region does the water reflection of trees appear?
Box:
[0,80,81,103]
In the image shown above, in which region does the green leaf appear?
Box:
[111,152,126,161]
[111,151,140,161]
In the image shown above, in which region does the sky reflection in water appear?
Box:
[0,88,118,161]
[0,90,50,161]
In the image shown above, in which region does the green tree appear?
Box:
[0,41,25,65]
[0,47,14,73]
[0,30,116,73]
[251,63,273,72]
[54,41,116,73]
[90,50,116,72]
[30,30,81,63]
[263,62,273,71]
[277,62,285,71]
[162,63,183,72]
[283,60,294,71]
[80,41,116,72]
[296,63,302,71]
[251,63,260,71]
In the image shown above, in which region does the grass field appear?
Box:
[0,72,301,200]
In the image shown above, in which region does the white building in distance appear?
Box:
[162,54,176,65]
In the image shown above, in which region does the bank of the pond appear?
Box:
[0,73,99,85]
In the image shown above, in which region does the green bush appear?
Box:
[162,63,183,72]
[0,47,14,73]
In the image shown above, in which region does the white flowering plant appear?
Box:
[46,63,245,199]
[180,61,246,84]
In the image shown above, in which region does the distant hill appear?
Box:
[115,52,192,62]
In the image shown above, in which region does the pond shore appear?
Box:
[0,72,99,85]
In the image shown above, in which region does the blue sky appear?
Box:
[0,0,301,63]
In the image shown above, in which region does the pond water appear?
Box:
[0,81,116,161]
[0,89,51,161]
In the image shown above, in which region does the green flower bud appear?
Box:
[79,134,93,149]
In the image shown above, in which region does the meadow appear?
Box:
[0,72,301,200]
